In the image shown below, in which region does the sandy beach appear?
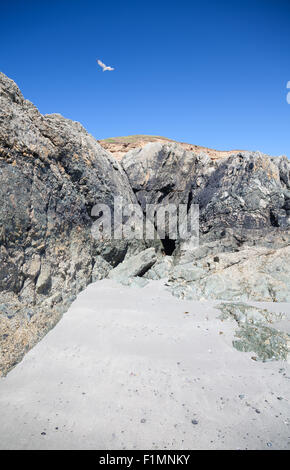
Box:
[0,279,289,450]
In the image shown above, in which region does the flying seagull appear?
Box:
[97,59,114,71]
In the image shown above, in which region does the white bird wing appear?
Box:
[97,59,114,71]
[97,59,106,69]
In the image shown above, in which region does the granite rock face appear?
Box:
[122,141,290,301]
[0,73,158,375]
[122,142,199,213]
[122,142,290,249]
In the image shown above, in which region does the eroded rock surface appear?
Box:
[1,72,290,374]
[0,73,158,375]
[167,245,290,302]
[122,142,290,301]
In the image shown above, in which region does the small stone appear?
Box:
[239,394,245,399]
[140,418,146,423]
[41,432,46,436]
[191,419,199,425]
[267,442,272,447]
[255,409,261,414]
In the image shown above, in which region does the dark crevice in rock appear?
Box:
[161,236,176,256]
[270,210,279,227]
[186,190,193,213]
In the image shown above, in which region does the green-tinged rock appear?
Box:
[108,248,157,282]
[233,324,289,362]
[216,302,289,361]
[144,255,174,280]
[216,302,285,325]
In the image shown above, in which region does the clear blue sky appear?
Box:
[1,0,290,156]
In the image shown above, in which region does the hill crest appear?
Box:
[98,135,244,161]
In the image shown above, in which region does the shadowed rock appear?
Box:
[0,72,159,375]
[108,247,157,282]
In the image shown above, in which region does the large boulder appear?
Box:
[108,247,157,282]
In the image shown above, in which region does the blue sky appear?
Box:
[1,0,290,156]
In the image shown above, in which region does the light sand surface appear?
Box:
[0,279,289,450]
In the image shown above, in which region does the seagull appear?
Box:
[97,59,115,71]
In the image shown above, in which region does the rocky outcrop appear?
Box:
[108,247,157,282]
[122,142,290,301]
[122,143,290,249]
[0,73,159,375]
[216,302,290,362]
[1,72,290,374]
[167,245,290,302]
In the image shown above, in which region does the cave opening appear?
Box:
[161,236,176,256]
